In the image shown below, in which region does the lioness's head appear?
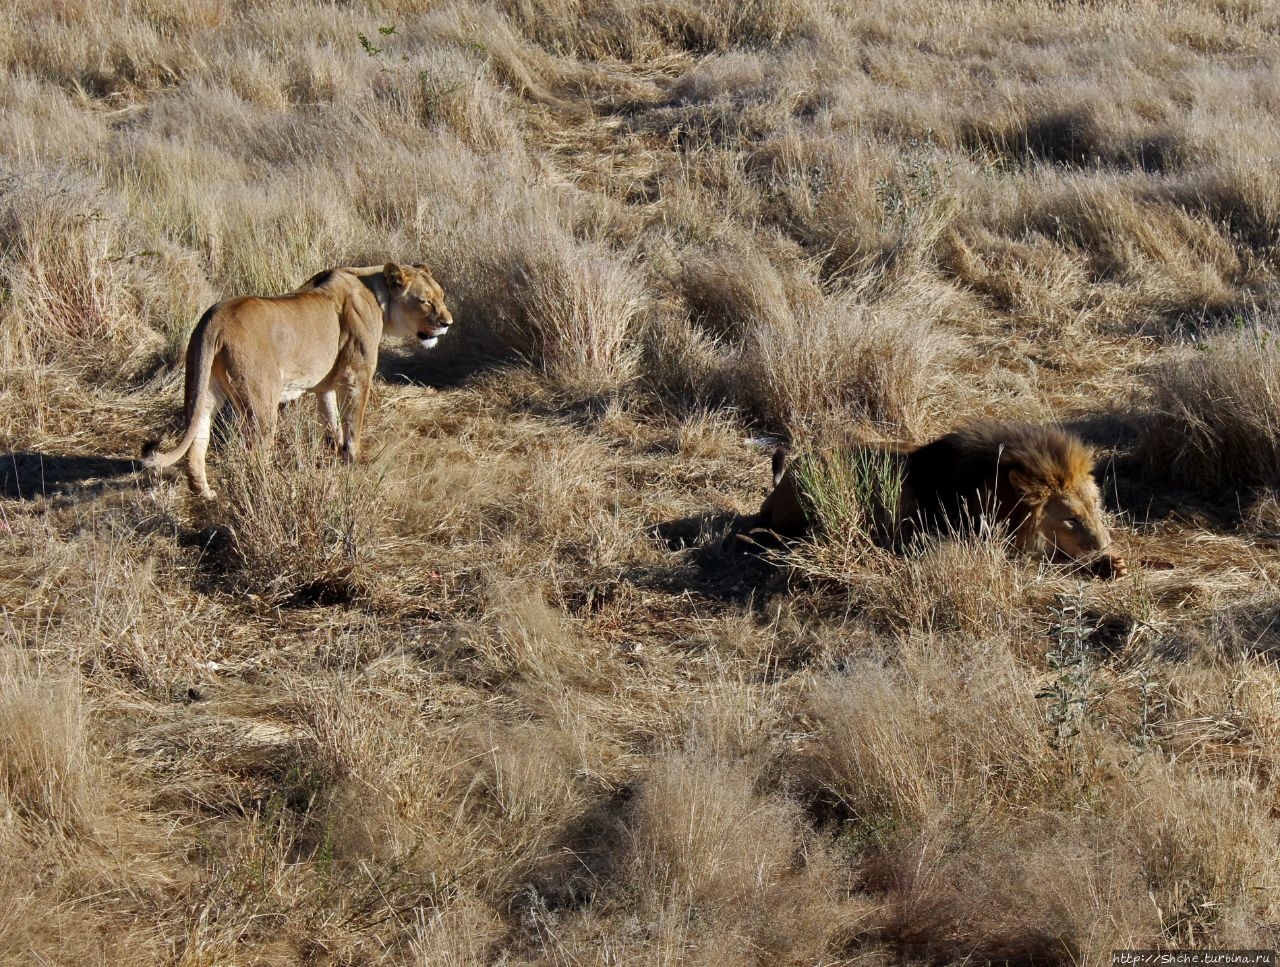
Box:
[384,262,453,349]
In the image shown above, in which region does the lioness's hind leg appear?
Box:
[252,401,278,447]
[186,384,226,499]
[235,378,279,449]
[337,371,373,463]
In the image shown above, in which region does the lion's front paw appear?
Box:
[1092,555,1128,580]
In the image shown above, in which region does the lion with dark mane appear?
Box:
[746,422,1127,579]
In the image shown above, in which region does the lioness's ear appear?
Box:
[384,262,408,290]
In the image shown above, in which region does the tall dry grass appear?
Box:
[213,411,396,604]
[1,0,1279,962]
[1141,320,1280,491]
[0,168,210,381]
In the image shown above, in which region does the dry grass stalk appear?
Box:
[0,0,1279,960]
[215,411,393,604]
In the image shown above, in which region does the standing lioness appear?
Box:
[143,262,452,497]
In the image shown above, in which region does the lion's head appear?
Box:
[919,423,1126,579]
[383,261,453,349]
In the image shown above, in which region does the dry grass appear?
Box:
[735,277,958,437]
[214,411,395,605]
[2,0,1280,961]
[1141,319,1280,491]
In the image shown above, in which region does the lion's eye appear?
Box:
[1064,516,1080,529]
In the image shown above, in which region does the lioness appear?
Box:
[747,422,1128,579]
[143,263,452,497]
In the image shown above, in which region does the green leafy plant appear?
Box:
[792,445,906,550]
[1037,596,1108,751]
[357,25,397,57]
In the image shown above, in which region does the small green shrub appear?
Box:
[792,444,906,549]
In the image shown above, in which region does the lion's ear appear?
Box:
[384,262,408,290]
[1007,466,1046,500]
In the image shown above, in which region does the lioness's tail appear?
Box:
[142,308,219,470]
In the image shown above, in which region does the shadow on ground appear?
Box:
[1,451,141,500]
[1064,411,1247,530]
[632,509,784,605]
[377,339,510,389]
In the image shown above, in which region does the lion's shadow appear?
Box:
[0,451,141,501]
[630,510,783,605]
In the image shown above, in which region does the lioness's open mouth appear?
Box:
[418,328,447,349]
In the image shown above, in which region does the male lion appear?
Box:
[747,422,1128,579]
[143,262,452,498]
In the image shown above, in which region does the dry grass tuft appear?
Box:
[804,647,1052,828]
[215,413,394,604]
[736,280,957,437]
[892,536,1041,639]
[0,167,208,380]
[0,651,171,962]
[0,656,99,838]
[507,239,649,391]
[1123,762,1280,940]
[572,744,850,966]
[1141,321,1280,490]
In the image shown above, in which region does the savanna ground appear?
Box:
[2,0,1280,962]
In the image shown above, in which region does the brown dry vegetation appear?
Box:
[2,0,1280,962]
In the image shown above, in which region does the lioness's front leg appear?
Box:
[317,389,343,451]
[337,368,374,463]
